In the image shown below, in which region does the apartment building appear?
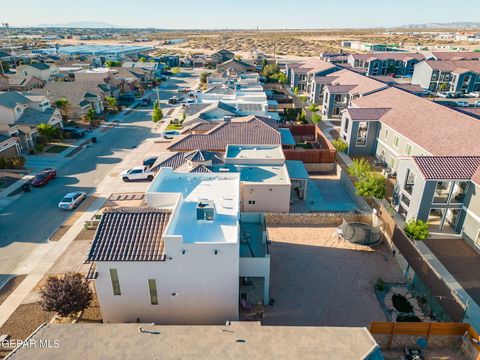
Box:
[320,69,387,118]
[346,53,425,77]
[428,51,480,61]
[87,169,270,324]
[339,86,480,243]
[287,59,338,93]
[412,60,480,94]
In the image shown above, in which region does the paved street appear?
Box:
[0,71,199,284]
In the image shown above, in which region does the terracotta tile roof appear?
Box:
[151,152,185,171]
[431,52,480,61]
[86,207,171,262]
[453,107,480,119]
[185,122,219,133]
[168,116,281,151]
[393,83,425,93]
[424,60,480,74]
[346,107,390,120]
[352,87,480,156]
[152,150,223,172]
[294,59,337,74]
[413,156,480,180]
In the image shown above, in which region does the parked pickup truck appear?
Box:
[120,166,156,182]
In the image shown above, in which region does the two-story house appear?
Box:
[288,59,338,93]
[7,63,60,90]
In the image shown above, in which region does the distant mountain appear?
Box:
[35,21,118,28]
[399,22,480,29]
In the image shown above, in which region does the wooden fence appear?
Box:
[283,148,336,163]
[370,321,480,356]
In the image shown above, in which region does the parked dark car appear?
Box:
[139,97,152,106]
[31,168,57,187]
[63,127,86,139]
[168,96,179,104]
[143,156,158,167]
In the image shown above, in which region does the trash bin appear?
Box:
[91,137,97,143]
[22,183,31,192]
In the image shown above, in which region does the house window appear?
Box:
[404,169,416,196]
[405,144,412,156]
[110,269,121,296]
[356,121,368,147]
[384,129,389,140]
[248,200,256,205]
[450,181,468,204]
[393,136,399,148]
[148,279,158,305]
[433,181,451,204]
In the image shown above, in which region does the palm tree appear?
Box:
[55,98,71,120]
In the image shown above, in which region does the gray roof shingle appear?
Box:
[87,207,171,262]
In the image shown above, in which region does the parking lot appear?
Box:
[262,225,405,327]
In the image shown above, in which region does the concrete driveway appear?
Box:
[263,225,405,327]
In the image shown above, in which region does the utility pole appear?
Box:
[156,85,160,104]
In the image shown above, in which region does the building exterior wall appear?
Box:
[95,238,240,324]
[460,183,480,249]
[341,117,379,157]
[241,183,291,213]
[412,62,434,90]
[0,139,20,157]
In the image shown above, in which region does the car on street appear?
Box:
[121,166,156,182]
[177,87,186,93]
[168,96,179,104]
[456,101,469,107]
[468,91,480,97]
[475,100,480,107]
[63,127,86,139]
[139,97,152,106]
[143,155,158,167]
[31,168,57,187]
[58,191,87,210]
[162,130,181,139]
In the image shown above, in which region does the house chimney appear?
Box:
[223,115,232,123]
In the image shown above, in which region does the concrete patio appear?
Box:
[262,225,405,327]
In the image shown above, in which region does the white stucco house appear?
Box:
[86,169,270,324]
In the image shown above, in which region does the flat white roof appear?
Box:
[225,145,285,161]
[147,169,240,244]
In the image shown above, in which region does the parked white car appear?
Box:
[456,101,469,107]
[121,166,155,182]
[58,191,87,210]
[475,100,480,107]
[468,91,480,97]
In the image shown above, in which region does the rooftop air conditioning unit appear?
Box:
[196,200,215,221]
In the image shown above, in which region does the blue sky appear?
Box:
[4,0,480,28]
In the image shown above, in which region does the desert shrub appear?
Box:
[331,138,348,153]
[311,113,322,124]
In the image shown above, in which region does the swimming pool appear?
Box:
[306,179,358,212]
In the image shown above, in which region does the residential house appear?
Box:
[157,55,180,67]
[411,60,480,94]
[346,53,425,77]
[33,81,117,118]
[320,52,350,64]
[321,69,388,118]
[210,49,235,64]
[122,61,164,77]
[8,63,60,87]
[216,59,256,76]
[151,145,308,213]
[0,133,21,158]
[0,91,62,152]
[288,59,338,93]
[86,169,270,324]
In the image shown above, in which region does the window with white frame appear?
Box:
[405,144,412,156]
[356,121,368,147]
[393,136,399,148]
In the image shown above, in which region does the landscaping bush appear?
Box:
[152,101,163,123]
[40,272,93,318]
[0,156,26,169]
[36,135,49,146]
[311,113,322,124]
[347,158,372,179]
[404,220,429,241]
[375,278,385,291]
[331,138,348,153]
[299,95,308,102]
[307,104,318,112]
[37,124,59,141]
[35,144,44,153]
[354,173,386,199]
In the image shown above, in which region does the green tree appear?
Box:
[152,101,163,123]
[347,158,373,179]
[139,57,147,63]
[105,96,117,108]
[294,87,299,95]
[307,104,318,112]
[354,173,386,199]
[171,67,181,74]
[262,58,268,69]
[311,113,322,124]
[200,72,209,85]
[277,72,287,84]
[54,98,70,119]
[404,220,430,240]
[37,123,58,140]
[40,273,93,318]
[105,60,121,68]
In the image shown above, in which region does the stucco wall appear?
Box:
[241,183,291,213]
[265,212,372,226]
